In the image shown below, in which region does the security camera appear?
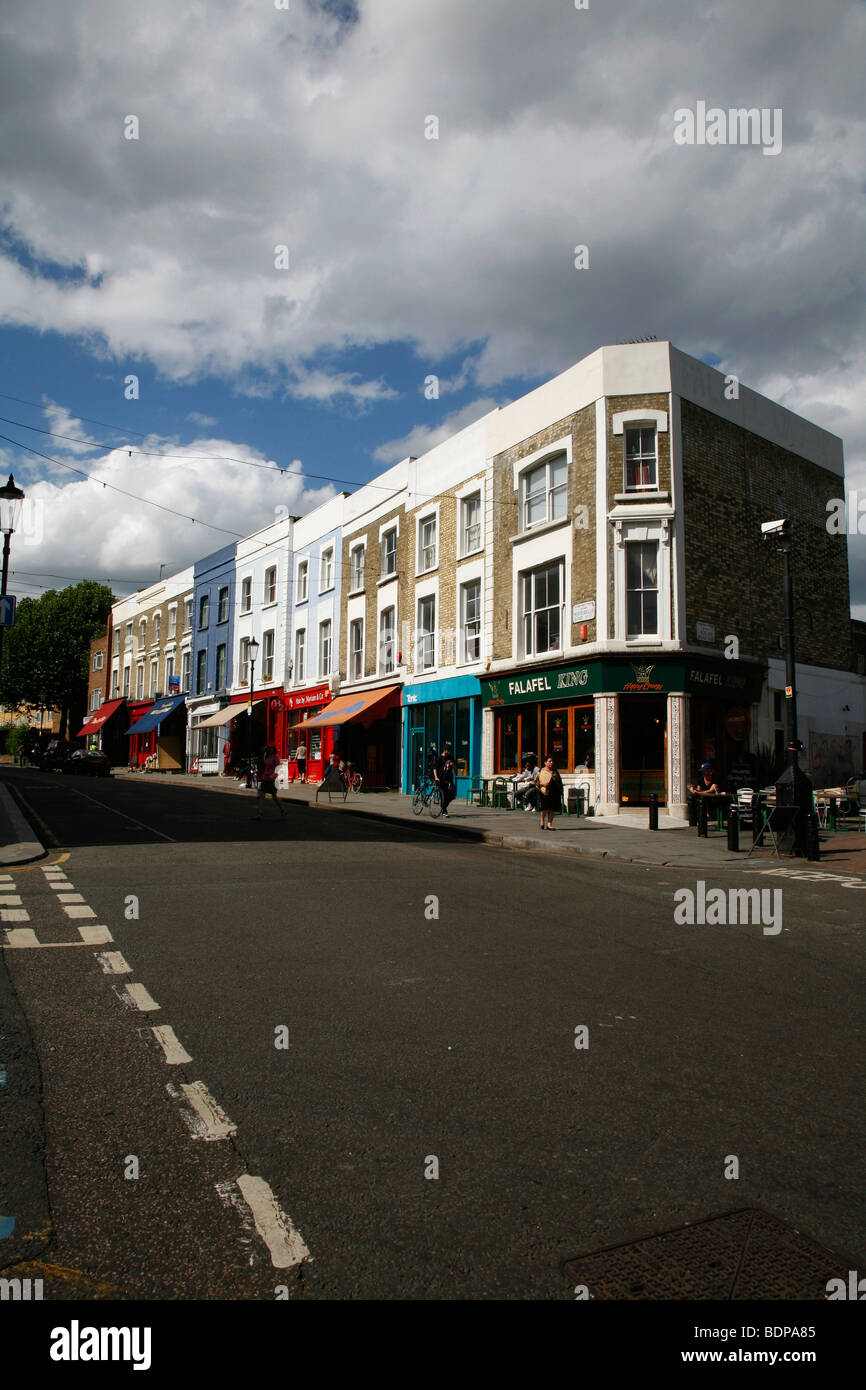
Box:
[761,518,790,536]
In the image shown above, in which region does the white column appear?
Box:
[595,693,620,815]
[482,705,494,779]
[667,692,689,817]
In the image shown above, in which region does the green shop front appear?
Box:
[480,656,765,810]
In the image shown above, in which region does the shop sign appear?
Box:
[695,621,715,643]
[572,600,596,624]
[482,663,594,707]
[686,662,765,703]
[285,685,331,711]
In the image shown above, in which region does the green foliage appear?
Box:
[0,581,114,721]
[5,725,29,757]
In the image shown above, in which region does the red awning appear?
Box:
[77,699,125,737]
[301,685,400,729]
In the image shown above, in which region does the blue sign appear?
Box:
[168,673,180,692]
[0,595,16,627]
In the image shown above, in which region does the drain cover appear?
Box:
[564,1209,842,1300]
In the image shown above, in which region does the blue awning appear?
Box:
[126,694,187,736]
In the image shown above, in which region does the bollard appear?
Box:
[727,803,739,852]
[828,796,836,831]
[648,792,659,831]
[805,811,821,861]
[688,794,698,827]
[697,797,708,838]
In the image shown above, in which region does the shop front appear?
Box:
[301,684,401,788]
[188,699,233,774]
[402,676,482,796]
[125,694,188,771]
[125,698,155,768]
[283,684,333,783]
[226,693,269,770]
[77,698,127,764]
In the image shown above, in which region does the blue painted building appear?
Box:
[186,542,237,773]
[401,674,483,797]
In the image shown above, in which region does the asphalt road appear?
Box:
[2,766,864,1300]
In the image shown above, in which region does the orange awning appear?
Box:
[301,685,400,728]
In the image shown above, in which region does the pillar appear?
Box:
[595,693,620,816]
[667,692,690,818]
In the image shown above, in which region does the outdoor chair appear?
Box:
[490,777,511,809]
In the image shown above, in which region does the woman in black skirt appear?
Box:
[536,756,563,830]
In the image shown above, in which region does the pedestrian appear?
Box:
[688,762,719,796]
[295,740,306,783]
[535,756,563,830]
[511,753,539,811]
[433,744,456,817]
[253,744,286,820]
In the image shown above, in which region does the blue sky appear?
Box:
[0,0,863,611]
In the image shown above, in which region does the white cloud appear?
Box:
[372,397,499,465]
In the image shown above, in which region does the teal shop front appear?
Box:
[402,675,482,795]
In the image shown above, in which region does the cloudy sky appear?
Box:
[0,0,863,612]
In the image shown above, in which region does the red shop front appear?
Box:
[283,684,333,783]
[126,699,155,768]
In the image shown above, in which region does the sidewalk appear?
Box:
[0,782,47,867]
[113,770,866,874]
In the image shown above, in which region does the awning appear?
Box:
[196,699,265,729]
[77,698,125,738]
[301,685,400,729]
[125,694,187,737]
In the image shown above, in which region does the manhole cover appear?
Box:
[564,1209,843,1300]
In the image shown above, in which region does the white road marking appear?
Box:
[61,784,178,843]
[236,1174,311,1268]
[169,1081,237,1140]
[0,895,23,906]
[3,928,41,948]
[1,909,30,922]
[62,905,96,919]
[94,950,132,974]
[151,1025,192,1064]
[57,893,85,903]
[78,924,113,944]
[0,874,15,882]
[116,982,160,1012]
[48,882,72,890]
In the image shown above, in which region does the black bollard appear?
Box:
[727,803,739,852]
[805,811,821,861]
[828,796,836,831]
[697,796,708,838]
[688,793,698,827]
[648,793,659,831]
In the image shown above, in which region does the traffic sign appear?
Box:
[0,595,16,627]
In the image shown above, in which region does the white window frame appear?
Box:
[349,544,366,594]
[318,619,332,677]
[264,566,277,606]
[198,594,209,630]
[349,618,364,681]
[149,658,159,696]
[165,654,175,688]
[623,425,658,493]
[135,664,144,699]
[459,492,482,558]
[612,517,672,645]
[139,618,147,649]
[183,599,193,633]
[262,629,275,681]
[181,649,191,692]
[122,666,131,697]
[296,559,308,603]
[168,605,177,639]
[379,606,395,675]
[416,594,436,671]
[294,628,306,683]
[90,688,101,711]
[380,524,398,578]
[521,454,568,532]
[319,548,335,594]
[112,671,120,698]
[196,649,208,694]
[521,560,564,658]
[215,644,227,691]
[416,512,438,576]
[217,586,229,624]
[240,576,252,614]
[92,651,104,671]
[461,578,482,664]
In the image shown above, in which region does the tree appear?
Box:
[0,581,114,737]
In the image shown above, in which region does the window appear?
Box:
[183,598,193,632]
[153,614,160,646]
[418,515,437,573]
[262,630,275,681]
[241,576,252,613]
[294,629,306,682]
[168,607,177,638]
[522,454,567,530]
[135,665,144,699]
[381,527,397,577]
[417,596,436,670]
[624,426,657,491]
[165,655,174,688]
[122,666,131,697]
[125,622,133,649]
[461,493,481,555]
[239,637,250,685]
[320,548,334,592]
[461,579,482,663]
[296,560,308,602]
[522,562,562,656]
[350,619,364,680]
[349,545,365,593]
[149,658,159,695]
[215,644,227,690]
[92,651,104,671]
[264,566,277,605]
[112,631,120,656]
[139,619,147,649]
[626,542,658,635]
[181,649,191,692]
[90,688,101,711]
[218,586,229,623]
[196,650,207,694]
[318,620,332,677]
[198,594,209,629]
[379,607,395,674]
[111,672,119,698]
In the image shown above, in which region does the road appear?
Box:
[1,766,864,1300]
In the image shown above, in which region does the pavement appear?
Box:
[0,780,48,866]
[63,767,866,876]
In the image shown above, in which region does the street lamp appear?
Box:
[246,636,260,788]
[761,518,819,859]
[0,474,25,682]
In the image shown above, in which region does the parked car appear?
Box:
[62,749,111,778]
[40,739,80,771]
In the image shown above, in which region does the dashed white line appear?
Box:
[115,982,160,1012]
[1,909,29,922]
[168,1081,237,1140]
[62,905,96,919]
[94,950,132,975]
[151,1025,192,1065]
[3,928,40,948]
[0,895,23,907]
[78,924,113,945]
[235,1175,311,1268]
[57,893,85,904]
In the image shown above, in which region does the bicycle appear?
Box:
[412,776,442,817]
[341,764,363,793]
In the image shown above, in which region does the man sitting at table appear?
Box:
[688,762,720,795]
[511,754,540,811]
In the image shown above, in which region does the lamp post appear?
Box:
[761,518,819,859]
[246,636,260,788]
[0,475,25,686]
